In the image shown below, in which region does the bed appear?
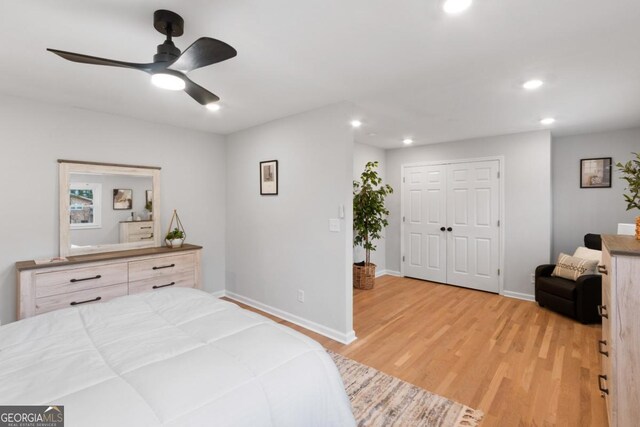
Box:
[0,288,355,426]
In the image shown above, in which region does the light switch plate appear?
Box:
[329,219,341,232]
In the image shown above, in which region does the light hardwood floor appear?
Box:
[225,275,607,426]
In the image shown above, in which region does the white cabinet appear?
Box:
[16,245,202,319]
[119,220,155,243]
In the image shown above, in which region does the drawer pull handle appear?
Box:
[70,296,102,306]
[141,236,154,240]
[598,374,609,395]
[153,263,175,270]
[598,340,609,357]
[597,305,608,319]
[153,282,176,289]
[141,226,153,229]
[597,265,608,275]
[70,274,102,283]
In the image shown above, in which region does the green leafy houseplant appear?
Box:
[616,153,640,211]
[165,227,185,241]
[353,161,393,288]
[616,153,640,239]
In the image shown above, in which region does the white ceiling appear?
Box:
[2,0,640,148]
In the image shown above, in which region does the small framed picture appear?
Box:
[580,158,612,188]
[145,190,153,205]
[260,160,278,195]
[113,189,133,210]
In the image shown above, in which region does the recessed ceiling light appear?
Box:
[150,73,185,91]
[351,120,362,128]
[443,0,473,14]
[540,117,556,125]
[403,138,414,145]
[523,79,544,90]
[206,103,221,112]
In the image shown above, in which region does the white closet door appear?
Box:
[446,160,500,293]
[402,165,447,283]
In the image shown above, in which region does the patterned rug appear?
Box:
[329,351,483,427]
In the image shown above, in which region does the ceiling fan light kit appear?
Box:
[47,9,236,108]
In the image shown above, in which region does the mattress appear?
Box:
[0,288,355,426]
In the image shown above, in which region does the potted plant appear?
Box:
[165,227,185,248]
[616,152,640,239]
[353,161,393,289]
[144,200,153,220]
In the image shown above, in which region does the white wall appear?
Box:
[0,94,226,324]
[552,127,640,257]
[225,103,355,343]
[385,130,552,298]
[353,142,387,274]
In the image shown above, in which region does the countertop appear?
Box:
[602,234,640,257]
[16,244,202,272]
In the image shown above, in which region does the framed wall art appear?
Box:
[580,157,612,188]
[113,188,133,209]
[260,160,278,195]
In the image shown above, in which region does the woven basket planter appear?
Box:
[353,263,376,290]
[636,216,640,240]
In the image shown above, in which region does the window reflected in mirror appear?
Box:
[70,183,102,229]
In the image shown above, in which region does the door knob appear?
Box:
[440,227,446,231]
[447,227,453,232]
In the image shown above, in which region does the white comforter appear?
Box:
[0,288,355,426]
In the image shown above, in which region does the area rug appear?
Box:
[328,351,483,427]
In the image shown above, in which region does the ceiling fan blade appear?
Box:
[47,49,155,72]
[182,76,220,105]
[168,37,237,73]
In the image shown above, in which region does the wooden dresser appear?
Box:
[599,235,640,427]
[119,220,155,243]
[16,244,202,319]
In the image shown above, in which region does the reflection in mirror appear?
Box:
[69,173,154,248]
[59,160,161,257]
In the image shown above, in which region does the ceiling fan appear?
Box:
[47,10,237,109]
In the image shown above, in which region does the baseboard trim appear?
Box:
[223,291,357,345]
[502,290,535,302]
[375,269,402,277]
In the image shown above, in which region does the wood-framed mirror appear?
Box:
[59,160,161,257]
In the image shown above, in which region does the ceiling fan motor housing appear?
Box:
[154,41,181,64]
[153,10,184,64]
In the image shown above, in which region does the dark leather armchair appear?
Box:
[535,234,602,324]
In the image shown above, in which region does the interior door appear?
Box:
[446,160,500,293]
[402,165,447,283]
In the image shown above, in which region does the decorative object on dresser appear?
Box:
[260,160,278,195]
[59,160,162,256]
[597,235,640,427]
[535,234,603,324]
[353,161,393,289]
[615,152,640,239]
[165,209,186,248]
[15,244,202,319]
[580,157,612,188]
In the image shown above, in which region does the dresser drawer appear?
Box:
[125,222,154,235]
[129,269,195,295]
[34,262,128,298]
[129,253,195,282]
[35,283,128,315]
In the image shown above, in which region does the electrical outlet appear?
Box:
[530,273,535,284]
[297,290,305,303]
